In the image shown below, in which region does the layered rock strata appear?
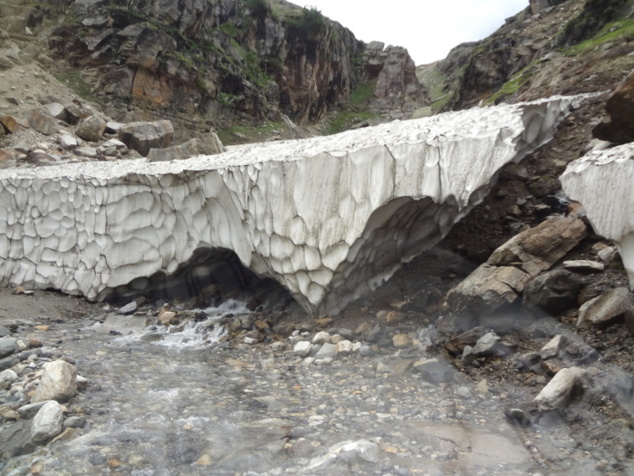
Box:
[561,144,634,290]
[0,96,582,315]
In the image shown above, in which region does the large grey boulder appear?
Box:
[31,360,78,403]
[577,287,634,328]
[31,400,64,443]
[76,114,106,142]
[447,216,587,319]
[28,110,57,135]
[41,103,68,122]
[118,120,174,156]
[0,337,17,358]
[593,71,634,144]
[523,269,582,315]
[0,96,586,315]
[147,132,224,162]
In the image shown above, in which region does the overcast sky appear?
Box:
[292,0,530,64]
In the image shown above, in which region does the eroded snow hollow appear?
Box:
[0,96,583,315]
[561,144,634,290]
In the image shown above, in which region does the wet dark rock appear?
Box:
[446,326,490,355]
[89,452,108,466]
[0,420,36,459]
[365,324,387,343]
[412,358,455,384]
[0,338,17,358]
[594,71,634,143]
[517,352,542,370]
[523,269,582,315]
[607,372,634,407]
[166,433,204,464]
[17,401,47,419]
[626,306,634,336]
[64,104,82,125]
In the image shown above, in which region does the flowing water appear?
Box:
[2,299,629,476]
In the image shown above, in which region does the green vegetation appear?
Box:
[416,66,452,113]
[324,111,377,135]
[243,50,272,88]
[284,6,325,40]
[217,121,288,145]
[218,21,242,39]
[564,19,634,56]
[53,70,96,101]
[557,0,633,47]
[324,80,378,135]
[485,60,543,105]
[347,81,374,107]
[245,0,271,19]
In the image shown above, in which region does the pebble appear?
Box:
[0,338,18,358]
[312,331,331,345]
[293,341,312,357]
[31,400,64,443]
[313,343,337,360]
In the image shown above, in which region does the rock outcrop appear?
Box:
[423,0,634,113]
[561,144,634,289]
[530,0,567,14]
[593,71,634,144]
[41,0,426,135]
[446,216,588,321]
[0,96,582,315]
[364,43,428,118]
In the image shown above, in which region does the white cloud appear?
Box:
[291,0,529,64]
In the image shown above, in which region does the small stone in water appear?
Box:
[314,343,337,360]
[293,341,312,357]
[117,301,137,315]
[31,400,64,443]
[392,333,413,348]
[194,454,213,466]
[312,331,331,345]
[63,415,86,429]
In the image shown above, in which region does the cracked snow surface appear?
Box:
[562,143,634,290]
[0,96,583,315]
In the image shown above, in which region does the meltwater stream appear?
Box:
[4,299,621,476]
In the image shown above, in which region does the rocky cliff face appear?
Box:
[422,0,634,113]
[3,0,426,138]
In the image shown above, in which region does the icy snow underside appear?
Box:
[561,144,634,290]
[0,96,582,316]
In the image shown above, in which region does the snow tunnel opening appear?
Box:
[104,248,295,311]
